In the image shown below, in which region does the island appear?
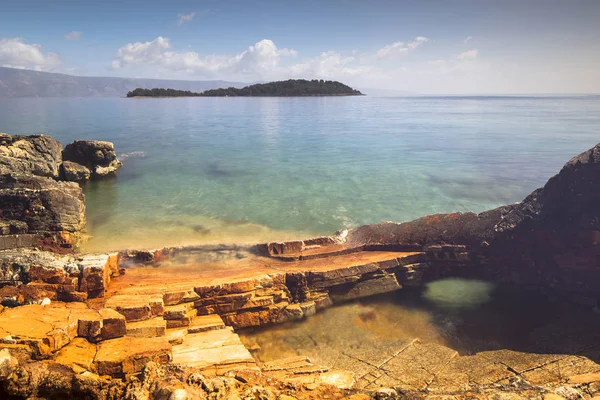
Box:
[126,79,363,97]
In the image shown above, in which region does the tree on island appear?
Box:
[126,79,363,97]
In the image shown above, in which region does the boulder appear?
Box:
[0,133,63,178]
[62,140,122,179]
[61,161,91,182]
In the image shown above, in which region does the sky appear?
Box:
[0,0,599,94]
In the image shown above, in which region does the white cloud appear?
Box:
[113,38,300,79]
[177,12,196,25]
[0,37,61,71]
[375,37,428,59]
[111,36,432,88]
[115,36,170,66]
[278,48,298,57]
[64,31,81,41]
[457,49,478,61]
[288,51,371,79]
[464,36,473,44]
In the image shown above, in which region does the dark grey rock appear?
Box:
[0,174,86,248]
[62,140,122,179]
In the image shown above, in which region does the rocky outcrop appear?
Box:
[62,140,122,180]
[0,133,62,178]
[0,249,119,302]
[341,143,600,300]
[0,133,122,250]
[0,174,86,250]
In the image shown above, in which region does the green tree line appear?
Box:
[126,79,363,97]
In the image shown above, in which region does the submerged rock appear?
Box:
[62,140,122,179]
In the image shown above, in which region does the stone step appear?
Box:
[171,326,255,373]
[172,343,255,371]
[163,304,198,328]
[104,294,164,322]
[163,303,195,320]
[126,317,166,338]
[271,244,365,261]
[187,314,226,334]
[166,309,197,328]
[174,326,238,350]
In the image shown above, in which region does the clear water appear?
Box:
[0,96,598,251]
[239,279,600,364]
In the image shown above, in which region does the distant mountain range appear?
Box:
[0,67,245,98]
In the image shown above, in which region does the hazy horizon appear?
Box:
[2,66,600,97]
[1,0,599,95]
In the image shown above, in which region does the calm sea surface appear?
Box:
[1,96,598,251]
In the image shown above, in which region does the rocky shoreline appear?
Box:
[0,132,599,399]
[0,133,122,251]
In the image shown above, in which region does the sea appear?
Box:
[1,95,598,252]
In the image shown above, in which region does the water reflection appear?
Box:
[423,278,493,310]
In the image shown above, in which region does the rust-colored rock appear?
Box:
[79,254,118,298]
[54,337,96,373]
[94,336,171,377]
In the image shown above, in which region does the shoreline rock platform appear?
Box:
[0,132,599,399]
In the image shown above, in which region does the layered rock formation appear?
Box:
[0,133,63,178]
[0,174,86,250]
[0,250,119,303]
[342,143,600,302]
[0,133,122,250]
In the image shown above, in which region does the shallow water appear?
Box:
[1,96,599,251]
[239,279,600,365]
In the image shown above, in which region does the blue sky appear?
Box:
[1,0,599,94]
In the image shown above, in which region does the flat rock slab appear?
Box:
[94,336,171,377]
[54,337,96,373]
[354,341,458,391]
[376,342,459,390]
[172,343,255,371]
[0,303,79,355]
[271,244,364,261]
[262,356,356,389]
[174,327,240,353]
[106,251,419,298]
[172,326,254,372]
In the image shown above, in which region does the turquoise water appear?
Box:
[0,96,599,251]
